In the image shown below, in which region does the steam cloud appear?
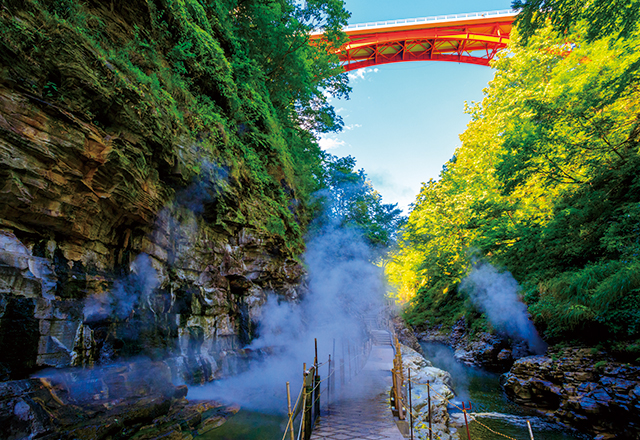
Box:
[460,264,547,354]
[188,223,387,412]
[84,254,160,322]
[78,159,388,413]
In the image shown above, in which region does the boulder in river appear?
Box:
[0,360,237,439]
[501,347,640,439]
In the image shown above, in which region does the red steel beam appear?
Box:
[311,11,516,71]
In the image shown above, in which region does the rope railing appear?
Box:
[281,335,373,440]
[394,343,536,440]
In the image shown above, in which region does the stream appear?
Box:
[419,342,588,440]
[198,343,589,440]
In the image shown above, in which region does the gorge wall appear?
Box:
[0,0,321,384]
[0,83,304,382]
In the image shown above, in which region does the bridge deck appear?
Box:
[310,330,404,440]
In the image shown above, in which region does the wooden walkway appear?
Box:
[310,331,405,440]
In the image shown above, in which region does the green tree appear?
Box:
[315,154,405,252]
[513,0,640,43]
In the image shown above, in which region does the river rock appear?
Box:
[0,360,237,439]
[401,344,460,440]
[501,347,640,439]
[417,318,531,371]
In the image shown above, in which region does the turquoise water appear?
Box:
[419,342,589,440]
[196,410,287,440]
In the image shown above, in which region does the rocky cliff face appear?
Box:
[0,0,324,436]
[0,82,304,383]
[501,347,640,439]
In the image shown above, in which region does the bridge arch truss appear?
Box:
[319,10,517,71]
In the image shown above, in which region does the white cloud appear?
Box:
[347,67,379,81]
[344,123,362,131]
[318,136,345,150]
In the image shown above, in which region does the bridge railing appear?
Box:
[342,9,517,32]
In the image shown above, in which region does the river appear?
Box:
[419,342,589,440]
[198,342,589,440]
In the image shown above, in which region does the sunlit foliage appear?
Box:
[0,0,351,254]
[394,16,640,356]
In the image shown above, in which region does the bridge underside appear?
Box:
[333,15,514,71]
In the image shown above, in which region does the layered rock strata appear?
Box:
[0,83,304,382]
[501,347,640,439]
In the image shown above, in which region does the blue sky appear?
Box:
[321,0,513,213]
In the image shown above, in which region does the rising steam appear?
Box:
[188,223,387,412]
[460,264,547,354]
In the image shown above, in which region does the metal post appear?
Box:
[287,382,295,440]
[427,380,432,440]
[348,342,351,380]
[527,420,535,440]
[328,355,332,406]
[462,402,472,440]
[409,369,413,440]
[332,339,336,370]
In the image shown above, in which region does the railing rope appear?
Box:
[281,335,372,440]
[407,373,534,440]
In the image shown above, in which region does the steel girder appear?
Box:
[315,12,516,71]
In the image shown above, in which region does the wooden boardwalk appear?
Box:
[310,331,405,440]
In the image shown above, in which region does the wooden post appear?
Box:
[314,370,321,421]
[300,372,307,440]
[314,338,318,367]
[527,420,535,440]
[427,380,432,440]
[304,372,313,440]
[462,402,472,440]
[391,367,398,416]
[397,372,404,420]
[408,369,414,440]
[287,382,295,440]
[340,358,345,387]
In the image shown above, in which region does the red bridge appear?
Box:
[313,10,516,72]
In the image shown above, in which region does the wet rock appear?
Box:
[401,344,459,440]
[392,316,423,354]
[501,347,640,439]
[417,319,532,371]
[0,361,237,439]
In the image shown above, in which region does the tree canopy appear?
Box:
[392,16,640,358]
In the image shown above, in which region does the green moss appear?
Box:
[0,0,339,256]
